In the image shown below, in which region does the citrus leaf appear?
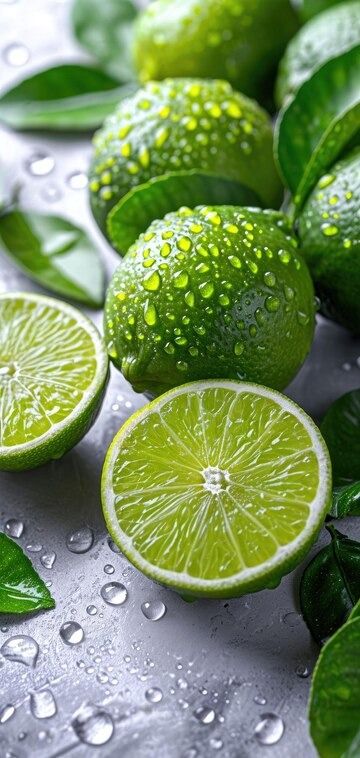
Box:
[0,64,137,131]
[309,614,360,758]
[300,525,360,645]
[0,533,55,614]
[331,482,360,518]
[275,45,360,209]
[349,599,360,620]
[0,210,105,308]
[107,171,261,254]
[321,389,360,486]
[72,0,138,81]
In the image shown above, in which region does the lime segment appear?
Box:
[102,381,331,597]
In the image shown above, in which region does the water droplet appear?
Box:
[254,695,267,705]
[174,271,189,289]
[67,171,88,190]
[40,552,56,569]
[104,564,114,575]
[318,174,335,189]
[100,582,127,606]
[141,600,166,621]
[145,687,163,703]
[66,527,94,554]
[283,611,302,627]
[4,519,24,538]
[1,636,39,667]
[3,42,30,66]
[278,249,291,264]
[0,704,15,723]
[199,281,214,299]
[263,271,276,287]
[265,296,280,313]
[41,184,61,202]
[295,664,310,678]
[108,537,121,554]
[254,713,284,745]
[342,362,352,372]
[30,689,57,719]
[60,621,84,646]
[321,223,339,237]
[25,152,55,177]
[209,737,223,750]
[144,301,157,326]
[26,543,42,552]
[72,704,114,746]
[143,271,161,291]
[297,311,309,326]
[194,706,216,724]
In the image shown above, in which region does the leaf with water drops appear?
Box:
[321,389,360,486]
[275,45,360,209]
[300,525,360,645]
[330,481,360,519]
[0,533,55,614]
[0,210,105,307]
[0,64,137,131]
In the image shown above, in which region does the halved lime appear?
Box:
[102,380,331,598]
[0,292,109,470]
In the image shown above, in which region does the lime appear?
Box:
[133,0,298,104]
[0,292,109,470]
[298,147,360,332]
[102,380,331,598]
[104,206,315,395]
[89,78,282,236]
[276,1,360,106]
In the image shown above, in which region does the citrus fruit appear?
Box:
[102,379,332,598]
[276,1,360,106]
[89,78,282,237]
[298,147,360,332]
[0,292,109,471]
[132,0,298,104]
[104,205,315,395]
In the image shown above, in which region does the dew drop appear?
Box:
[194,706,216,724]
[60,621,84,646]
[0,704,15,724]
[265,296,280,313]
[26,543,42,553]
[100,582,127,606]
[209,737,223,750]
[66,527,94,554]
[278,249,291,264]
[40,552,56,569]
[297,311,310,326]
[4,519,24,538]
[30,689,57,720]
[254,695,267,706]
[104,564,115,575]
[234,341,244,356]
[67,171,88,190]
[72,704,114,746]
[25,152,55,177]
[3,42,30,66]
[283,611,302,627]
[295,664,310,678]
[107,537,121,554]
[263,271,276,287]
[199,281,214,299]
[1,636,39,667]
[174,271,189,289]
[321,223,339,237]
[143,271,161,291]
[141,600,166,621]
[86,605,97,616]
[318,174,335,189]
[254,713,284,745]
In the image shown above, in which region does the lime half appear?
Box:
[102,380,331,598]
[0,292,109,470]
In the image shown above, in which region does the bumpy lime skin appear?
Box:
[133,0,298,104]
[104,206,315,395]
[89,78,282,234]
[298,148,360,333]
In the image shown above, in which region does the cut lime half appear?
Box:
[0,292,109,470]
[102,381,331,598]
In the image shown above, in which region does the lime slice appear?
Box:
[102,380,331,598]
[0,292,108,470]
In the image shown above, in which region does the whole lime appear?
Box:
[133,0,298,104]
[104,206,315,395]
[298,147,360,333]
[89,78,282,237]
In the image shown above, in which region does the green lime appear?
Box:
[133,0,298,104]
[298,147,360,332]
[89,78,282,236]
[104,205,315,395]
[276,1,360,106]
[102,379,331,598]
[0,292,108,471]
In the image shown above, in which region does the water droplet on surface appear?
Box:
[209,737,223,750]
[141,600,166,621]
[100,582,127,606]
[30,689,57,719]
[145,687,163,703]
[321,223,338,237]
[86,605,97,616]
[26,543,42,552]
[3,42,30,66]
[254,713,284,745]
[67,171,88,190]
[104,564,115,575]
[40,552,56,569]
[254,695,267,705]
[4,519,24,538]
[66,527,94,554]
[108,537,121,554]
[72,704,114,746]
[283,611,302,627]
[60,621,84,646]
[1,636,39,667]
[25,152,55,177]
[342,362,351,372]
[295,664,310,678]
[194,706,216,724]
[0,704,15,723]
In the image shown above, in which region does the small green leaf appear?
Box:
[300,526,360,645]
[321,389,360,486]
[0,533,55,614]
[349,599,360,620]
[107,171,261,254]
[0,64,137,131]
[72,0,138,81]
[309,615,360,758]
[331,482,360,518]
[275,45,360,208]
[0,210,105,308]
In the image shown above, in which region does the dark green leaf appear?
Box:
[72,0,138,81]
[275,46,360,208]
[107,171,261,254]
[331,482,360,518]
[300,526,360,645]
[0,533,55,614]
[0,210,105,307]
[321,389,360,486]
[309,615,360,758]
[0,64,137,131]
[349,598,360,620]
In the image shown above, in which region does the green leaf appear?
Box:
[72,0,138,81]
[331,482,360,518]
[309,615,360,758]
[107,171,261,254]
[300,525,360,645]
[349,599,360,620]
[298,0,348,22]
[275,46,360,208]
[0,64,137,131]
[321,389,360,486]
[0,210,105,308]
[0,533,55,614]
